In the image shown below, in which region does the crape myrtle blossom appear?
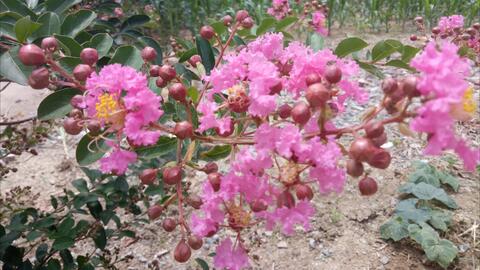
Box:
[85,64,163,174]
[267,0,290,20]
[214,238,250,270]
[410,41,479,171]
[312,11,328,36]
[437,15,464,34]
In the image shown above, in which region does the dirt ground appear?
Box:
[1,29,479,270]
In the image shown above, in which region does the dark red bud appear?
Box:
[41,37,58,51]
[163,166,182,185]
[214,121,234,137]
[147,205,163,220]
[159,65,177,81]
[174,239,191,263]
[291,102,311,125]
[208,172,222,192]
[346,159,364,177]
[473,23,480,30]
[305,73,322,86]
[367,148,391,169]
[236,10,249,22]
[414,16,424,24]
[155,77,167,88]
[402,76,420,97]
[295,184,314,201]
[269,81,283,95]
[250,200,268,212]
[200,25,215,40]
[163,218,177,232]
[222,15,233,26]
[174,121,193,139]
[364,121,384,138]
[73,64,93,81]
[410,35,418,41]
[203,162,218,174]
[63,118,83,135]
[305,83,330,107]
[150,65,160,77]
[80,48,98,66]
[278,104,292,119]
[277,190,295,209]
[187,194,203,209]
[371,132,387,147]
[381,78,398,95]
[241,17,254,29]
[228,92,250,113]
[390,81,406,103]
[324,65,342,84]
[432,27,441,35]
[28,67,50,89]
[87,120,101,135]
[19,44,45,66]
[349,137,375,162]
[141,46,157,62]
[188,54,201,67]
[169,83,187,102]
[140,168,158,185]
[358,177,378,196]
[187,235,203,250]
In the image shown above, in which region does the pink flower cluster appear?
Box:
[267,0,290,20]
[85,64,163,174]
[437,15,464,34]
[410,41,479,171]
[312,11,328,36]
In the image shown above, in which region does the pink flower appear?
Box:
[100,148,137,175]
[437,15,464,33]
[312,11,328,36]
[214,238,250,270]
[197,100,233,133]
[259,200,315,235]
[267,0,290,20]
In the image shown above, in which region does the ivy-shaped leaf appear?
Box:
[423,238,458,269]
[379,215,409,241]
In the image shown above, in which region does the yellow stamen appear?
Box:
[95,93,125,127]
[462,87,476,114]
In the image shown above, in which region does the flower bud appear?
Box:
[149,65,160,77]
[269,81,283,95]
[147,205,163,220]
[41,37,58,52]
[222,15,233,26]
[162,218,177,232]
[432,27,441,35]
[277,190,295,209]
[414,16,423,24]
[228,92,250,113]
[187,235,203,250]
[306,83,330,107]
[367,148,391,169]
[205,225,219,237]
[291,102,311,125]
[241,17,254,29]
[410,35,418,41]
[358,177,378,196]
[87,120,101,135]
[381,77,398,95]
[73,64,93,81]
[28,67,50,89]
[70,95,85,109]
[159,65,176,81]
[80,48,98,66]
[473,23,480,30]
[236,10,249,22]
[69,109,83,119]
[402,76,420,97]
[390,81,406,103]
[203,162,218,174]
[208,172,222,192]
[155,77,167,88]
[141,46,157,62]
[349,137,374,162]
[63,117,82,135]
[163,166,182,185]
[295,184,313,201]
[174,121,193,139]
[305,73,322,86]
[324,65,342,84]
[186,194,203,209]
[370,132,387,147]
[214,121,234,137]
[19,44,45,66]
[169,83,187,102]
[278,104,292,119]
[188,54,201,67]
[174,239,191,263]
[200,25,215,40]
[140,168,158,185]
[250,200,268,212]
[364,121,384,138]
[346,159,364,177]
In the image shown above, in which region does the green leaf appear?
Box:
[35,243,48,261]
[76,134,109,166]
[0,0,36,17]
[408,223,439,246]
[435,171,459,192]
[61,9,96,37]
[54,34,83,56]
[357,61,384,79]
[275,16,298,31]
[52,237,74,250]
[428,210,451,232]
[179,47,198,63]
[385,60,413,71]
[0,46,33,85]
[195,258,209,270]
[371,40,397,62]
[138,36,163,65]
[380,216,409,241]
[58,56,81,74]
[92,226,107,250]
[33,12,61,39]
[196,36,215,75]
[200,145,231,161]
[108,45,143,70]
[37,88,82,120]
[423,238,458,269]
[72,179,89,193]
[211,21,227,36]
[45,0,82,14]
[121,15,150,30]
[135,136,177,159]
[47,259,61,270]
[26,230,42,241]
[89,33,113,58]
[410,182,458,209]
[408,162,441,187]
[187,87,199,103]
[256,17,276,36]
[395,198,431,223]
[144,184,164,197]
[401,45,420,63]
[14,16,41,43]
[334,37,368,58]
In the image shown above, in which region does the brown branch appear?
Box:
[0,116,36,126]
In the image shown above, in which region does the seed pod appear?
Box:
[346,159,364,177]
[147,205,163,220]
[295,184,314,201]
[305,73,322,86]
[188,54,201,67]
[305,83,330,107]
[236,10,249,22]
[222,15,233,26]
[291,101,311,125]
[41,37,58,51]
[28,67,50,89]
[364,121,384,138]
[186,194,203,209]
[87,120,101,135]
[241,17,254,29]
[141,46,157,62]
[367,148,391,169]
[155,77,167,88]
[370,132,387,147]
[162,218,177,232]
[187,235,203,250]
[349,137,375,162]
[19,44,45,66]
[203,162,218,174]
[73,64,93,81]
[169,83,187,102]
[277,190,295,209]
[381,78,398,95]
[163,166,182,185]
[149,65,160,77]
[200,25,215,40]
[250,200,268,212]
[278,104,292,119]
[159,64,177,81]
[174,121,193,139]
[358,177,378,196]
[269,81,283,95]
[208,172,222,192]
[140,168,158,185]
[80,48,98,66]
[174,239,191,263]
[324,65,342,84]
[63,118,82,135]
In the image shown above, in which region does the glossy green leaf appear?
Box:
[61,9,96,37]
[196,35,215,75]
[58,56,81,74]
[135,136,177,159]
[357,61,384,79]
[33,12,61,38]
[0,46,32,85]
[210,21,227,36]
[371,40,397,62]
[256,17,276,36]
[121,14,150,30]
[35,243,48,261]
[401,45,420,63]
[72,179,88,193]
[195,258,209,270]
[138,36,163,64]
[187,87,199,103]
[52,237,74,250]
[200,145,231,161]
[76,134,109,166]
[14,16,41,43]
[0,0,36,17]
[90,33,113,58]
[109,45,143,69]
[37,88,82,120]
[179,47,197,63]
[385,59,413,70]
[334,37,368,57]
[275,16,298,31]
[92,226,107,250]
[45,0,82,14]
[54,34,83,56]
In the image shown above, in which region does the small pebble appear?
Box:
[308,238,316,249]
[458,243,470,253]
[380,255,390,265]
[277,241,288,249]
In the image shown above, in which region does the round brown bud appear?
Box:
[203,162,218,174]
[139,168,158,185]
[295,184,313,201]
[19,44,45,66]
[188,54,201,67]
[402,76,420,97]
[159,64,176,81]
[324,65,342,84]
[278,104,292,119]
[63,118,82,135]
[291,102,311,125]
[80,48,98,66]
[241,17,254,29]
[41,37,58,51]
[187,235,203,250]
[305,73,322,86]
[346,159,364,177]
[141,46,157,62]
[349,137,375,162]
[277,190,295,209]
[174,121,193,139]
[250,200,268,212]
[305,83,330,107]
[222,15,233,26]
[410,34,418,41]
[381,77,398,95]
[414,16,423,24]
[371,132,387,147]
[367,148,391,169]
[73,64,93,81]
[269,81,283,95]
[236,10,249,22]
[186,194,203,209]
[147,205,163,220]
[28,67,50,89]
[149,65,160,77]
[174,239,191,263]
[169,83,187,102]
[432,27,441,35]
[155,77,167,88]
[364,121,384,138]
[200,25,215,40]
[163,166,182,185]
[162,218,177,232]
[358,177,378,196]
[208,172,222,192]
[87,120,101,135]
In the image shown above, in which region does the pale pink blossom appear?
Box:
[214,238,250,270]
[99,148,137,175]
